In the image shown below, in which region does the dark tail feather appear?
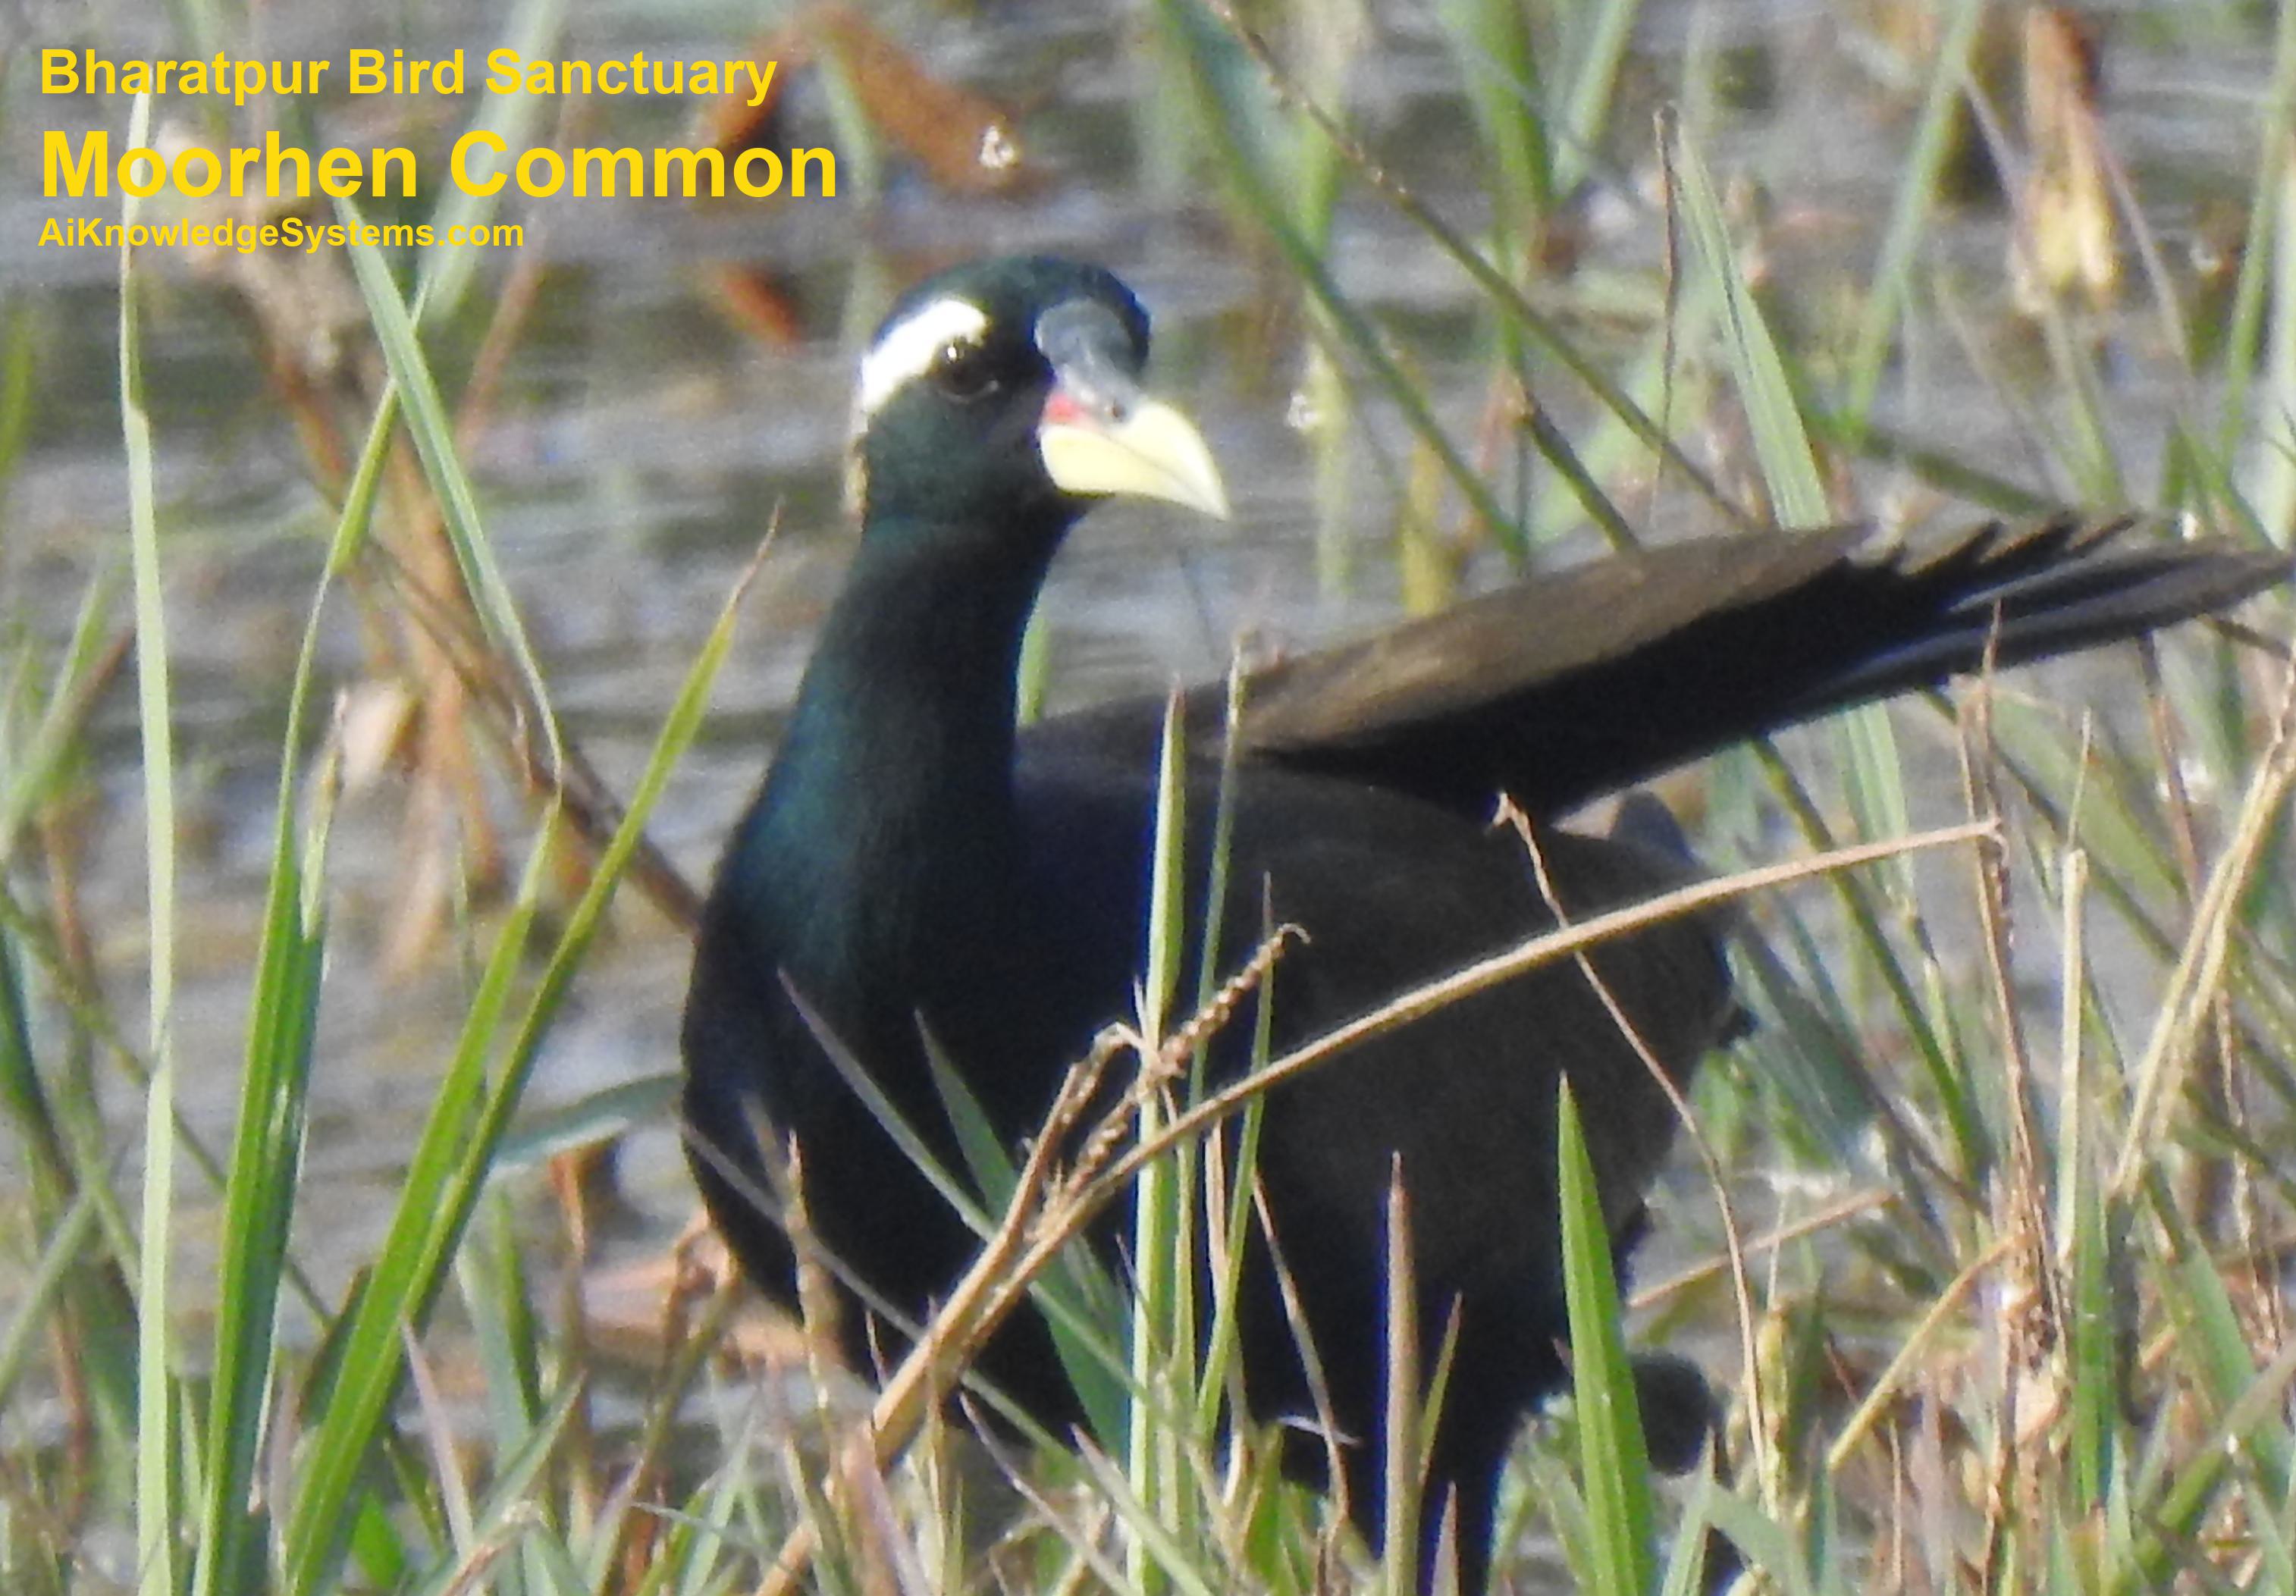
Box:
[1234,515,2288,817]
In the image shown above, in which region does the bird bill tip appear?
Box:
[1040,397,1231,521]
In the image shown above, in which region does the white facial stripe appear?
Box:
[855,296,991,421]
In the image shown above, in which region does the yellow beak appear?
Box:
[1040,397,1231,521]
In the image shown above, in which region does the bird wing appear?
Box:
[1049,515,2285,820]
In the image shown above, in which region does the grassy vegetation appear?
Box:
[8,1,2296,1592]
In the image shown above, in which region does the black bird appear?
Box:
[682,256,2287,1589]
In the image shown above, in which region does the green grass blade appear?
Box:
[1670,123,1826,523]
[0,1186,100,1411]
[1128,690,1192,1588]
[188,774,331,1596]
[278,469,743,1595]
[404,1383,583,1596]
[119,87,183,1596]
[1435,0,1550,242]
[1843,0,1986,420]
[331,192,561,770]
[1557,1082,1655,1594]
[1153,0,1529,556]
[1557,0,1642,197]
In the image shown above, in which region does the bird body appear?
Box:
[682,256,2288,1591]
[688,637,1728,1582]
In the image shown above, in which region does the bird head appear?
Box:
[845,257,1230,534]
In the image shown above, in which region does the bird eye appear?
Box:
[930,338,1000,402]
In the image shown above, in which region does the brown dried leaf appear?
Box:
[700,7,1031,196]
[335,679,419,792]
[703,263,806,346]
[694,34,803,155]
[2014,7,2117,312]
[808,3,1030,193]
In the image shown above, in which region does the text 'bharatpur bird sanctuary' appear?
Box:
[38,49,835,203]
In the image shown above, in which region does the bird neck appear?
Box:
[726,509,1069,958]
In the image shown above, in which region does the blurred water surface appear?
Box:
[0,0,2278,1337]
